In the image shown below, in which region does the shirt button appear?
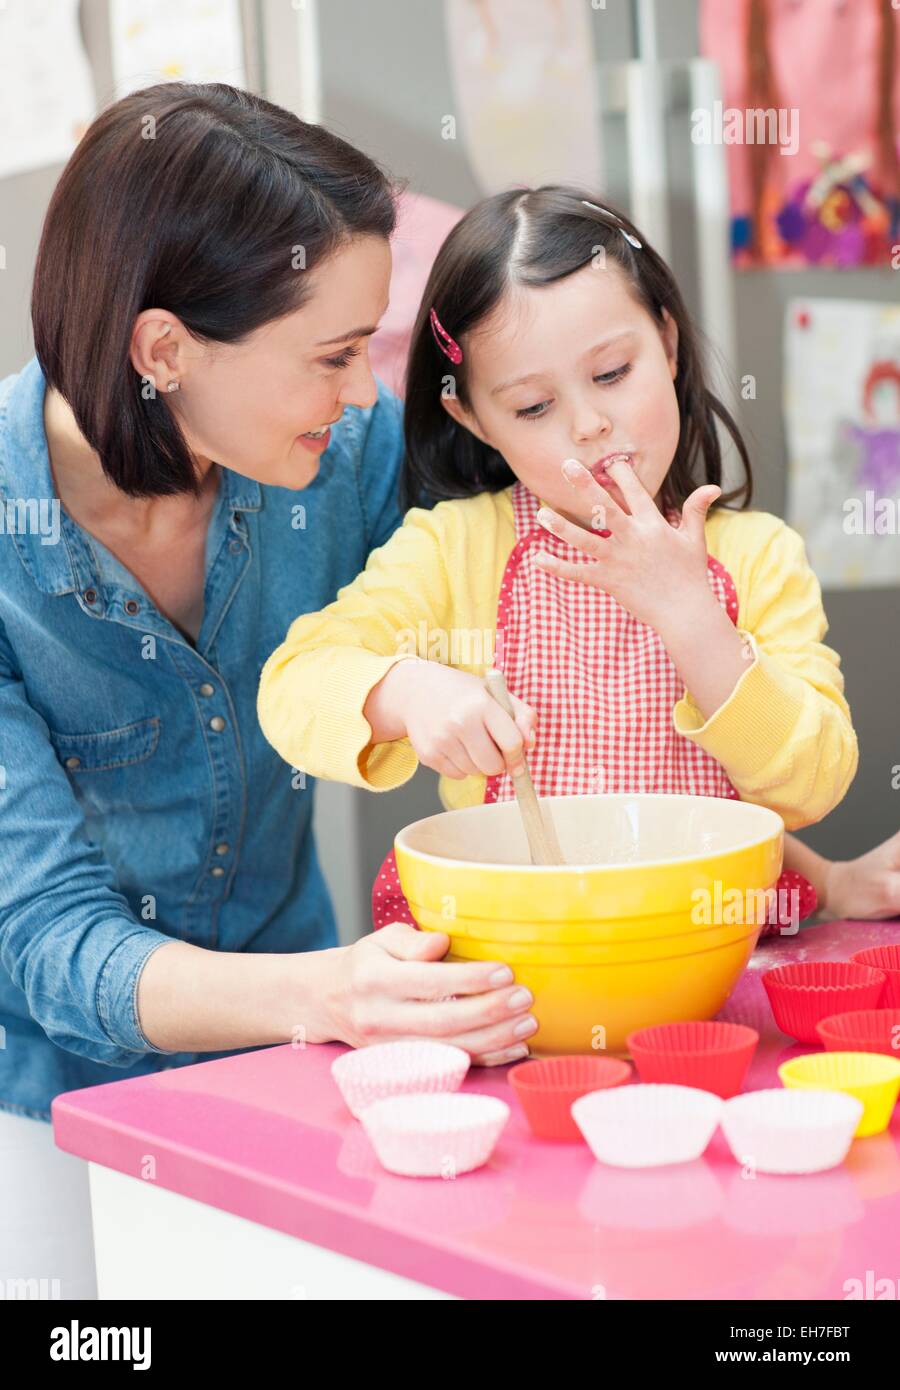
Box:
[83,589,97,605]
[124,599,140,615]
[210,865,225,878]
[209,715,226,732]
[215,842,229,856]
[199,683,215,698]
[228,539,242,554]
[64,756,81,770]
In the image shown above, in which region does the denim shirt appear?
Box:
[0,356,406,1120]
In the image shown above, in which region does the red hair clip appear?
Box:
[429,307,463,365]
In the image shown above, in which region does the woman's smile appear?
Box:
[297,425,333,453]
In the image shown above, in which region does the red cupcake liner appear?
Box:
[509,1055,632,1142]
[762,961,887,1044]
[626,1021,759,1099]
[850,946,900,1009]
[816,1008,900,1056]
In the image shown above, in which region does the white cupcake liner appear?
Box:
[331,1039,470,1118]
[720,1087,863,1175]
[570,1083,723,1168]
[358,1092,510,1177]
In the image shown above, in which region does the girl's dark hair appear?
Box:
[32,82,401,497]
[402,184,752,516]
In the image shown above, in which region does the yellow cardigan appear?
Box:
[257,488,858,831]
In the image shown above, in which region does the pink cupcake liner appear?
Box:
[331,1039,470,1118]
[509,1055,632,1141]
[571,1083,723,1168]
[816,1008,900,1056]
[850,946,900,1008]
[626,1021,758,1098]
[762,961,886,1043]
[358,1092,510,1177]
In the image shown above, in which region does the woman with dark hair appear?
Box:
[0,83,533,1295]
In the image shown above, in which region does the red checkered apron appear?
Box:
[371,483,815,935]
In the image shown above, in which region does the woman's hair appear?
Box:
[32,82,401,497]
[402,184,753,516]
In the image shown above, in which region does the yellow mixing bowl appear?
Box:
[394,793,784,1056]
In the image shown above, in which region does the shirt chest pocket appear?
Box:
[49,717,161,815]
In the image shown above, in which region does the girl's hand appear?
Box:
[824,829,900,921]
[533,457,722,633]
[319,922,539,1065]
[366,657,537,780]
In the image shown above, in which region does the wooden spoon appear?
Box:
[484,669,565,866]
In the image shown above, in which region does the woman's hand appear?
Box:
[532,457,721,633]
[365,657,537,780]
[315,922,539,1065]
[824,829,900,921]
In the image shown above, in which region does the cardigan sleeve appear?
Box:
[257,503,458,792]
[672,511,858,831]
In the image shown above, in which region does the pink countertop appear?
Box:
[53,917,900,1301]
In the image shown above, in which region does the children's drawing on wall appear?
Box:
[700,0,900,268]
[110,0,245,98]
[0,0,94,180]
[443,0,604,195]
[785,299,900,588]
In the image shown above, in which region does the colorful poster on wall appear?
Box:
[699,0,900,268]
[443,0,604,196]
[785,298,900,588]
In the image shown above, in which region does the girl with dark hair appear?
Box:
[259,184,859,936]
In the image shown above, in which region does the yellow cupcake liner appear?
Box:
[779,1051,900,1138]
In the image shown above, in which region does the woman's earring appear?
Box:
[166,381,180,393]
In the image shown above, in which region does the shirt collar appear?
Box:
[2,356,76,594]
[220,461,262,515]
